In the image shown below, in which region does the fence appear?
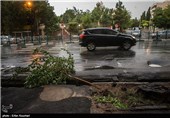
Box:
[1,34,79,48]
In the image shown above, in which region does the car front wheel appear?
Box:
[122,40,132,50]
[87,42,96,51]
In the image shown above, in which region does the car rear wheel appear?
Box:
[87,42,96,51]
[122,40,132,50]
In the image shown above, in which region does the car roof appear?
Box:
[84,27,114,31]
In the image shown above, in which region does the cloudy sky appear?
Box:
[48,0,166,19]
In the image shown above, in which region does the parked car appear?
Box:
[0,35,22,45]
[79,27,136,51]
[11,37,23,43]
[1,35,8,45]
[132,30,141,38]
[151,30,170,39]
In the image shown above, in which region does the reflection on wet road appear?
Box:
[1,40,170,71]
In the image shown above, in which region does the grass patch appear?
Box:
[94,95,128,109]
[92,84,158,111]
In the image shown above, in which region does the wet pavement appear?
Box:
[1,39,170,84]
[1,39,170,74]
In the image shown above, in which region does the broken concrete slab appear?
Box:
[138,84,170,102]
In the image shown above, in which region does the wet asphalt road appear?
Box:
[1,39,170,73]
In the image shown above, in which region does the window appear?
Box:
[88,29,103,34]
[103,29,118,35]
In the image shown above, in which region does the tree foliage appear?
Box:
[81,11,92,28]
[141,20,149,28]
[140,11,146,22]
[2,0,137,35]
[59,0,131,32]
[113,1,131,31]
[100,8,114,27]
[152,5,170,29]
[1,1,28,34]
[130,18,140,28]
[146,7,151,21]
[91,1,105,26]
[140,7,151,28]
[1,1,58,35]
[68,22,79,33]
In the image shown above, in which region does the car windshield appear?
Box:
[133,30,140,33]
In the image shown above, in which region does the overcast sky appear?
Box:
[48,0,165,19]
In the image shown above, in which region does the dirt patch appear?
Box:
[89,83,170,113]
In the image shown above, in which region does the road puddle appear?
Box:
[85,65,115,70]
[147,59,169,68]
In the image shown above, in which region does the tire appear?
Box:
[87,42,96,51]
[122,40,132,50]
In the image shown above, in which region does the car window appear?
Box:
[88,29,102,34]
[103,29,118,35]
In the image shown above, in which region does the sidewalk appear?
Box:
[1,85,91,114]
[2,84,170,115]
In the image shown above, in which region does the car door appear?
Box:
[89,29,106,46]
[102,29,118,46]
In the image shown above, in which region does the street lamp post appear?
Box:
[25,1,34,43]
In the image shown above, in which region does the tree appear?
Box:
[68,22,78,33]
[1,1,58,35]
[152,7,167,28]
[72,7,82,23]
[33,1,57,34]
[146,7,151,21]
[113,1,131,31]
[100,8,114,27]
[1,1,28,34]
[1,1,12,34]
[164,5,170,28]
[141,20,149,28]
[140,7,151,28]
[81,12,92,28]
[91,1,105,26]
[140,11,146,21]
[130,18,140,28]
[62,8,76,23]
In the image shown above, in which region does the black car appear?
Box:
[79,27,136,51]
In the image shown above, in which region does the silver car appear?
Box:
[159,30,170,39]
[151,30,170,39]
[132,30,141,38]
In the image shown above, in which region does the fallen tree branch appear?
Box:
[68,74,101,90]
